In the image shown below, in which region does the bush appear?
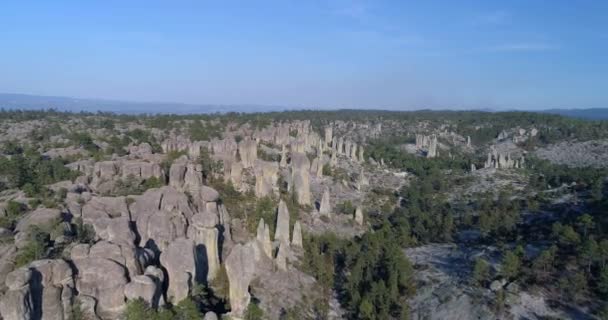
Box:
[0,200,25,229]
[336,200,355,215]
[244,301,265,320]
[14,226,51,267]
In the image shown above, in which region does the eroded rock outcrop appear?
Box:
[275,241,289,271]
[290,152,311,206]
[275,200,290,244]
[254,160,279,198]
[72,254,129,319]
[291,221,302,248]
[319,187,331,216]
[238,138,258,168]
[256,219,272,259]
[225,243,257,318]
[124,273,164,309]
[159,238,197,303]
[0,268,34,320]
[187,211,220,282]
[355,206,364,225]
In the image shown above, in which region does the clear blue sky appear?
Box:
[1,0,607,110]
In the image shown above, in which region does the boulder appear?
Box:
[204,311,219,320]
[200,185,220,202]
[490,279,507,291]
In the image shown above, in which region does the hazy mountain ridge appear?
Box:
[1,93,607,119]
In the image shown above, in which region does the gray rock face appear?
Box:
[229,161,244,186]
[225,243,257,318]
[140,209,188,252]
[15,208,63,234]
[279,145,287,167]
[290,152,311,205]
[256,219,273,259]
[415,134,438,158]
[121,161,163,180]
[204,311,219,320]
[101,217,136,246]
[210,137,238,159]
[124,274,163,308]
[73,257,129,319]
[28,259,75,320]
[428,135,438,158]
[319,187,331,216]
[293,173,311,206]
[275,241,289,271]
[159,238,197,303]
[354,206,364,225]
[483,147,525,169]
[324,126,333,147]
[254,160,279,198]
[238,138,258,168]
[82,196,129,221]
[0,268,34,320]
[162,135,193,154]
[358,146,365,163]
[132,187,194,251]
[275,200,290,244]
[291,221,302,248]
[88,241,147,279]
[187,212,220,282]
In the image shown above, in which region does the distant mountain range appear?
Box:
[0,93,292,114]
[0,93,607,119]
[538,108,608,120]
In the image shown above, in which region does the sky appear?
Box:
[0,0,607,110]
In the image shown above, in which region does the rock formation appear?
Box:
[483,147,525,169]
[291,221,303,247]
[354,206,364,225]
[238,138,257,168]
[124,273,164,309]
[290,152,311,205]
[187,211,220,282]
[254,160,279,198]
[415,134,438,158]
[256,219,272,259]
[319,187,331,216]
[0,268,34,320]
[275,200,290,244]
[159,238,197,303]
[324,126,333,147]
[275,241,289,271]
[225,243,257,318]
